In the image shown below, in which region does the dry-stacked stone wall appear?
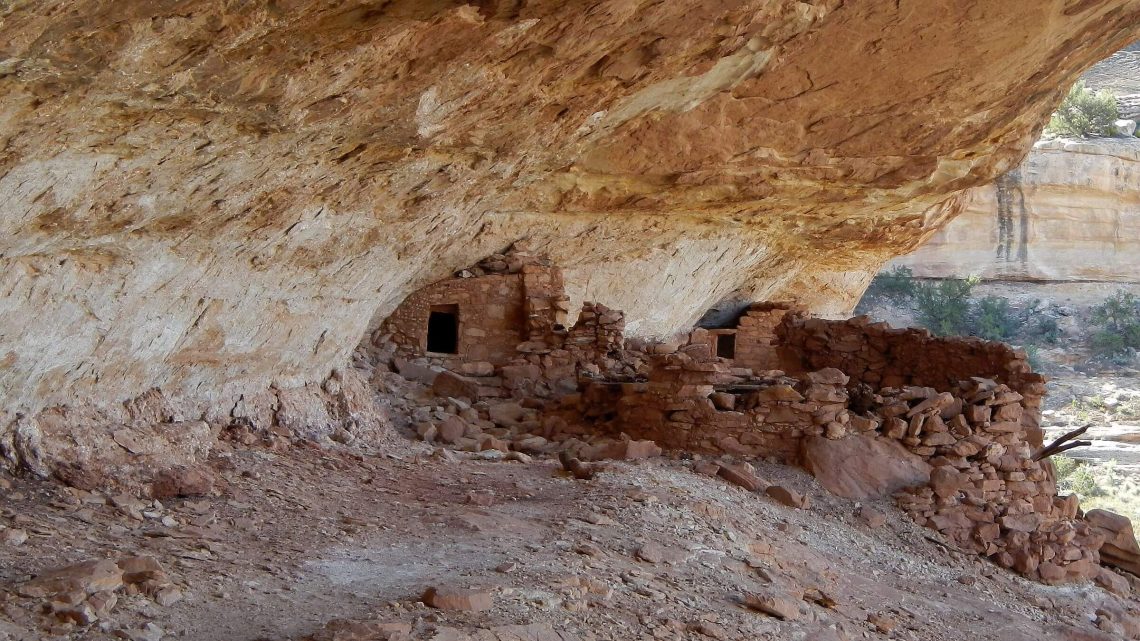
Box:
[499,301,645,400]
[381,264,1113,586]
[607,315,1099,583]
[732,303,806,373]
[381,272,527,366]
[778,315,1047,447]
[381,247,640,400]
[864,379,1102,583]
[614,336,852,464]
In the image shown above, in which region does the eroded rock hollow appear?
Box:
[2,1,1139,468]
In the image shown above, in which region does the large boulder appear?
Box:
[801,434,932,500]
[1085,509,1140,576]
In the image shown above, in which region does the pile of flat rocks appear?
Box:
[873,378,1103,583]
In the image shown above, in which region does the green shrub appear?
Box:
[1020,299,1062,344]
[1089,290,1140,359]
[972,295,1018,341]
[863,266,918,303]
[1030,316,1061,344]
[1046,81,1120,138]
[1054,455,1105,498]
[912,277,978,336]
[1023,344,1042,370]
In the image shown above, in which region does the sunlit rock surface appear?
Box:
[892,138,1140,282]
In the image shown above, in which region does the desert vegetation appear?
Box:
[858,268,1138,368]
[1055,455,1140,523]
[1045,81,1122,138]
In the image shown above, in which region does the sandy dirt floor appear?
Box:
[1,430,1135,641]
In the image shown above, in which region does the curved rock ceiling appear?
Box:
[1,1,1138,418]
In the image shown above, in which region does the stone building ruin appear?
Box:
[374,249,1130,586]
[382,251,570,367]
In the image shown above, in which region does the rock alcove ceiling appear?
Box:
[1,0,1139,442]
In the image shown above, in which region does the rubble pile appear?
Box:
[778,315,1047,445]
[17,556,181,629]
[869,379,1103,583]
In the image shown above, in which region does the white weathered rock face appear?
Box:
[0,1,1138,465]
[893,138,1140,282]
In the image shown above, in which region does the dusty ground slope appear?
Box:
[0,429,1134,641]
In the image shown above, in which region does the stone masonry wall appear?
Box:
[381,273,527,367]
[778,315,1047,447]
[732,303,805,374]
[382,249,644,403]
[520,265,571,347]
[614,338,851,464]
[601,313,1100,583]
[874,379,1103,584]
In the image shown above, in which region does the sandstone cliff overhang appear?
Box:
[1,1,1139,421]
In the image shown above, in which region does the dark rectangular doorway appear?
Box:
[716,333,736,359]
[426,305,459,354]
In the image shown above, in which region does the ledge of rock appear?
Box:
[1,1,1139,443]
[893,137,1140,282]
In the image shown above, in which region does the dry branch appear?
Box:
[1033,424,1091,461]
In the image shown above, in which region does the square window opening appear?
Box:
[716,333,736,359]
[427,305,459,354]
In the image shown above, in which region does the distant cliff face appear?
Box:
[0,0,1138,432]
[892,138,1140,282]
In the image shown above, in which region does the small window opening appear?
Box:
[427,305,459,354]
[716,333,736,359]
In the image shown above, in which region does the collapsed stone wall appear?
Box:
[878,379,1102,584]
[429,300,646,402]
[566,311,1095,583]
[778,315,1047,447]
[365,260,1140,586]
[380,248,570,367]
[378,248,645,406]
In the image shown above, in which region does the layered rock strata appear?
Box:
[892,138,1140,282]
[3,1,1140,459]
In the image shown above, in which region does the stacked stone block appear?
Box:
[871,379,1103,583]
[383,271,1117,586]
[381,273,526,366]
[731,302,806,373]
[614,337,853,464]
[778,315,1048,447]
